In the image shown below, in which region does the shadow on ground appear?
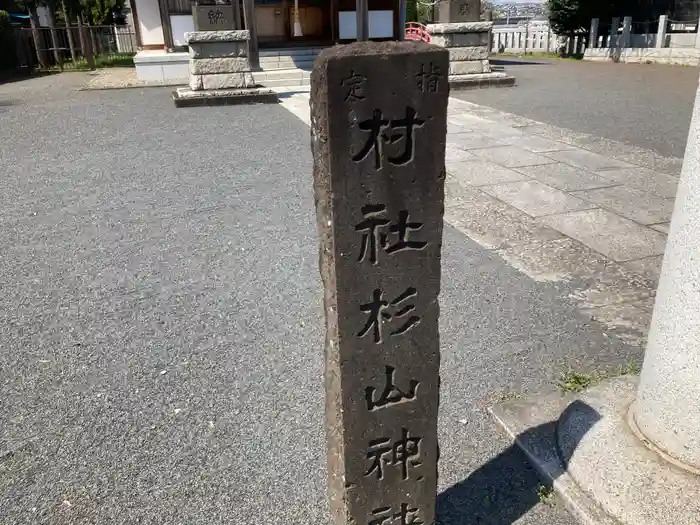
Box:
[437,401,600,525]
[0,70,58,86]
[489,58,553,67]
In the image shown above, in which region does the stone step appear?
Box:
[259,57,315,71]
[254,68,311,87]
[258,47,324,58]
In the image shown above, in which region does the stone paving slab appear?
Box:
[470,145,557,168]
[543,149,634,172]
[450,158,530,186]
[598,167,680,199]
[649,223,670,234]
[539,208,667,263]
[497,135,575,154]
[482,180,597,218]
[623,255,665,284]
[573,185,674,226]
[447,133,504,150]
[513,163,616,192]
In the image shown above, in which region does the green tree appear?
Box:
[547,0,624,34]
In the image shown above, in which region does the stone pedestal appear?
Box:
[426,22,515,89]
[172,30,277,107]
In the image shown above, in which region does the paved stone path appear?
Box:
[280,89,680,344]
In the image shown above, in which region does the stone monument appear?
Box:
[172,29,276,106]
[427,1,515,90]
[438,0,480,23]
[310,41,448,525]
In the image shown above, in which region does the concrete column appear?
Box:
[620,16,632,48]
[632,74,700,471]
[589,18,599,49]
[610,17,619,47]
[695,15,700,48]
[656,14,668,48]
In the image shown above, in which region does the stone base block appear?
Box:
[448,72,515,90]
[448,46,489,61]
[190,72,255,91]
[427,21,492,48]
[189,42,248,59]
[449,59,491,75]
[431,32,490,48]
[185,30,249,44]
[490,376,700,525]
[190,57,251,75]
[172,86,278,108]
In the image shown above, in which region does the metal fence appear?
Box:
[13,25,137,71]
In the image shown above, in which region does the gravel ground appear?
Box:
[0,75,640,525]
[456,57,698,158]
[81,68,184,90]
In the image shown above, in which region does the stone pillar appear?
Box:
[695,16,700,48]
[632,75,700,471]
[426,22,515,89]
[610,17,620,47]
[589,18,599,49]
[310,41,448,525]
[438,0,480,23]
[621,16,632,48]
[656,15,668,48]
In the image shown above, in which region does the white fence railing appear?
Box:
[490,22,588,56]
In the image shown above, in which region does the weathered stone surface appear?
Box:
[429,31,490,48]
[188,41,248,59]
[427,21,493,34]
[172,86,278,107]
[437,1,482,23]
[190,72,255,91]
[482,59,492,73]
[189,74,203,91]
[185,30,249,44]
[449,59,484,75]
[448,71,516,89]
[192,5,235,31]
[310,41,448,525]
[448,46,489,61]
[190,57,251,75]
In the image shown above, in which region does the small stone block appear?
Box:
[448,60,484,75]
[190,57,251,75]
[448,72,516,90]
[198,72,255,90]
[189,42,248,59]
[448,46,489,61]
[310,41,448,525]
[185,30,250,44]
[427,21,493,34]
